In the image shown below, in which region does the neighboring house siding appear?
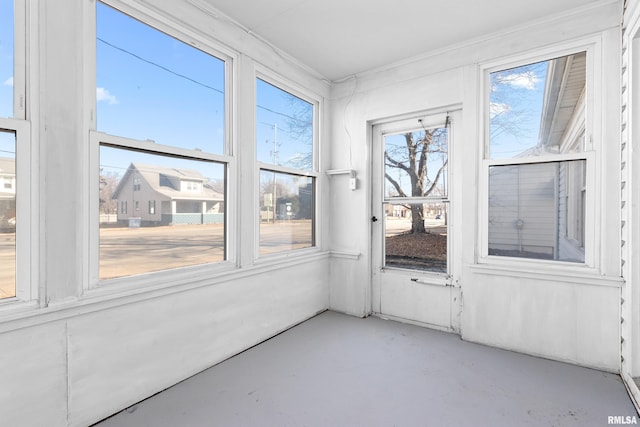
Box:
[489,163,557,257]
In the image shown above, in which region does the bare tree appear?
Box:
[384,129,448,234]
[99,170,119,215]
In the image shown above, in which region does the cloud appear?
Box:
[96,87,118,105]
[496,71,540,90]
[490,102,510,118]
[3,76,13,87]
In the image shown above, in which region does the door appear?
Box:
[371,111,461,331]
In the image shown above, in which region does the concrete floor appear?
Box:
[94,311,637,427]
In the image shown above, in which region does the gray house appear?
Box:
[111,163,224,226]
[0,157,16,232]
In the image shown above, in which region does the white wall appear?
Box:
[0,1,331,426]
[329,1,623,371]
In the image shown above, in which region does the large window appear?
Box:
[0,1,29,302]
[0,130,15,299]
[485,51,589,263]
[256,77,316,255]
[94,2,230,282]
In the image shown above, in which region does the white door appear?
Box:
[371,111,461,331]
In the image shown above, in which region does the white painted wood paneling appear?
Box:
[462,270,620,370]
[379,271,452,330]
[0,322,68,427]
[68,260,328,426]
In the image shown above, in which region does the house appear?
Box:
[111,163,224,226]
[0,157,15,231]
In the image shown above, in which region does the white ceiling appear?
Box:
[201,0,607,82]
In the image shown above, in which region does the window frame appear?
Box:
[0,117,34,304]
[0,0,35,306]
[254,70,320,259]
[87,1,237,290]
[478,40,600,270]
[378,114,452,275]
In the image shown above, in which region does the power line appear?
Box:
[97,37,224,95]
[98,38,316,128]
[256,104,311,125]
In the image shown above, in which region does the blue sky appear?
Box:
[489,61,548,159]
[0,0,14,119]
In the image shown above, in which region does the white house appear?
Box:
[111,163,224,226]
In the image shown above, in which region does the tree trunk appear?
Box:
[410,204,425,233]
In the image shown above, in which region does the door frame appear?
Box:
[369,107,462,331]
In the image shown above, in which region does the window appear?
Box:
[485,51,589,263]
[383,126,449,272]
[256,77,316,255]
[0,129,16,299]
[93,2,230,282]
[0,2,29,302]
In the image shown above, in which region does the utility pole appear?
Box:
[272,123,277,224]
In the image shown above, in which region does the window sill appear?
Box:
[469,261,623,287]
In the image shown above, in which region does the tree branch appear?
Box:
[385,151,411,173]
[384,172,407,197]
[424,159,448,197]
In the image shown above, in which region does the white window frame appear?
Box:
[0,0,36,306]
[0,117,34,304]
[87,1,237,290]
[478,39,601,271]
[254,69,320,260]
[376,113,452,276]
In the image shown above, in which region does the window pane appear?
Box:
[259,171,313,254]
[0,130,15,298]
[488,160,585,263]
[385,202,447,272]
[99,145,226,280]
[96,2,225,154]
[489,52,586,159]
[0,0,14,118]
[384,128,448,199]
[256,79,313,170]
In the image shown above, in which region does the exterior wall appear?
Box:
[329,1,623,370]
[488,163,557,257]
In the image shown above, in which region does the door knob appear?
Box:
[371,216,378,222]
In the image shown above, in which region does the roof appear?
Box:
[538,52,587,150]
[112,163,224,202]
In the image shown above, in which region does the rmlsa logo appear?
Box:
[608,415,638,425]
